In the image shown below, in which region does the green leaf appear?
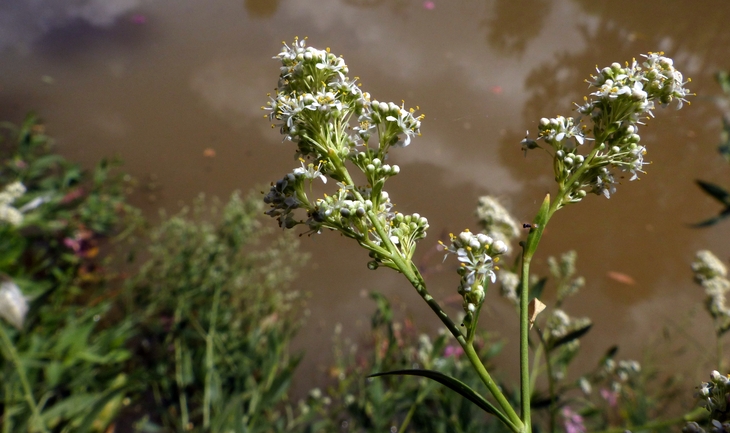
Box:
[549,323,592,351]
[75,385,130,433]
[368,369,500,416]
[0,231,26,269]
[530,393,557,409]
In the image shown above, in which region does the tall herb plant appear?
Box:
[262,38,691,432]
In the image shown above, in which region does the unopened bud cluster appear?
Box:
[692,250,730,335]
[262,39,426,270]
[441,230,506,327]
[522,52,691,204]
[697,371,730,425]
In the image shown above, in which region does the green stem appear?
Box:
[0,325,49,433]
[174,305,190,430]
[589,407,707,433]
[519,251,533,433]
[203,285,223,429]
[528,342,544,395]
[398,384,430,433]
[365,209,524,433]
[719,334,724,373]
[535,328,557,433]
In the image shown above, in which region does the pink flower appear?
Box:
[443,345,464,358]
[600,388,618,407]
[423,1,435,10]
[561,407,585,433]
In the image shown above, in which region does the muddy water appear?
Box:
[2,0,730,398]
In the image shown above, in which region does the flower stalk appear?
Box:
[262,39,690,433]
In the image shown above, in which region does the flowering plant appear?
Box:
[262,38,691,432]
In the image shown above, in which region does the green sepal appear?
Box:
[368,369,500,416]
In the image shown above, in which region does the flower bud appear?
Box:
[0,278,27,330]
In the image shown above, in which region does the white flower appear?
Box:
[0,181,26,227]
[0,278,28,330]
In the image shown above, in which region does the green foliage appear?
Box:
[306,293,508,433]
[0,114,141,432]
[125,193,309,432]
[1,115,311,433]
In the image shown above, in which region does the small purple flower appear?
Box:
[600,388,619,407]
[561,407,586,433]
[443,345,464,359]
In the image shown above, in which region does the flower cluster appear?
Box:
[0,181,26,227]
[547,250,586,303]
[522,52,691,204]
[698,371,730,414]
[692,250,730,335]
[685,370,730,433]
[595,358,641,394]
[262,39,427,270]
[264,37,422,166]
[441,230,507,329]
[544,309,591,349]
[499,270,520,305]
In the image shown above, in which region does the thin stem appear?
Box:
[519,251,533,433]
[203,285,223,429]
[0,325,49,433]
[535,327,557,433]
[174,305,190,430]
[365,209,524,432]
[528,342,544,395]
[716,325,725,373]
[398,384,430,433]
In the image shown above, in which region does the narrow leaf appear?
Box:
[76,386,130,433]
[368,369,500,416]
[549,323,592,351]
[696,180,730,205]
[690,206,730,228]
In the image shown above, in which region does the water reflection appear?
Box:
[0,0,142,52]
[482,0,550,55]
[244,0,279,18]
[1,0,730,398]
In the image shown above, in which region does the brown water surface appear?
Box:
[2,0,730,397]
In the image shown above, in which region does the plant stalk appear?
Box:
[519,250,533,433]
[366,209,524,432]
[0,325,49,433]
